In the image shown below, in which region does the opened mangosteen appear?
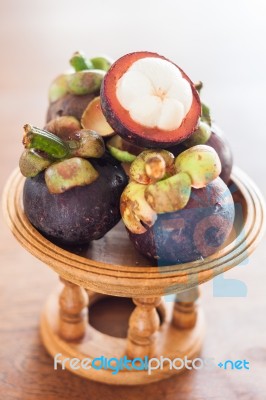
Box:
[20,123,127,246]
[120,146,234,264]
[101,51,201,148]
[103,73,233,185]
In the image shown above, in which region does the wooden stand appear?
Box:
[3,167,265,385]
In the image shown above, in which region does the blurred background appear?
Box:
[1,0,266,185]
[0,0,266,399]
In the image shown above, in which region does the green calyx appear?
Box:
[107,136,137,163]
[193,81,212,126]
[23,124,105,161]
[175,145,222,189]
[120,181,157,234]
[48,70,104,102]
[19,149,53,177]
[43,118,104,158]
[201,103,212,126]
[49,52,113,103]
[67,69,105,95]
[68,129,105,158]
[45,157,99,194]
[20,123,106,193]
[120,149,186,233]
[184,121,212,147]
[145,172,191,214]
[90,56,113,71]
[129,150,175,184]
[23,124,70,159]
[120,144,223,234]
[48,74,69,103]
[70,51,93,71]
[108,144,136,163]
[69,52,113,72]
[44,116,81,141]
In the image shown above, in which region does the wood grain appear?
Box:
[40,289,204,385]
[58,278,88,341]
[126,297,162,359]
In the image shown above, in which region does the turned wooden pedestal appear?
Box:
[3,167,265,385]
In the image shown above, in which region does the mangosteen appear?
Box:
[101,51,201,148]
[128,178,234,264]
[120,146,234,264]
[20,124,127,246]
[47,52,113,125]
[23,156,127,246]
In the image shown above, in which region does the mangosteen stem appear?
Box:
[69,51,93,72]
[201,103,212,126]
[195,81,203,93]
[184,121,212,147]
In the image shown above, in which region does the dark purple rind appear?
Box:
[46,93,97,123]
[206,131,233,184]
[23,155,128,246]
[167,142,187,158]
[128,177,235,264]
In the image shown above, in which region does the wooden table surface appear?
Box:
[1,0,266,399]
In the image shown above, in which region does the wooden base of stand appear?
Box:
[3,167,265,385]
[40,287,204,385]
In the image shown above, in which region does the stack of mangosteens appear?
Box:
[20,51,235,264]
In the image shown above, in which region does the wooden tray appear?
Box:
[3,167,265,297]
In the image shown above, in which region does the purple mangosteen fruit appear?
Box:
[120,146,234,264]
[20,124,127,246]
[23,156,127,246]
[128,178,234,264]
